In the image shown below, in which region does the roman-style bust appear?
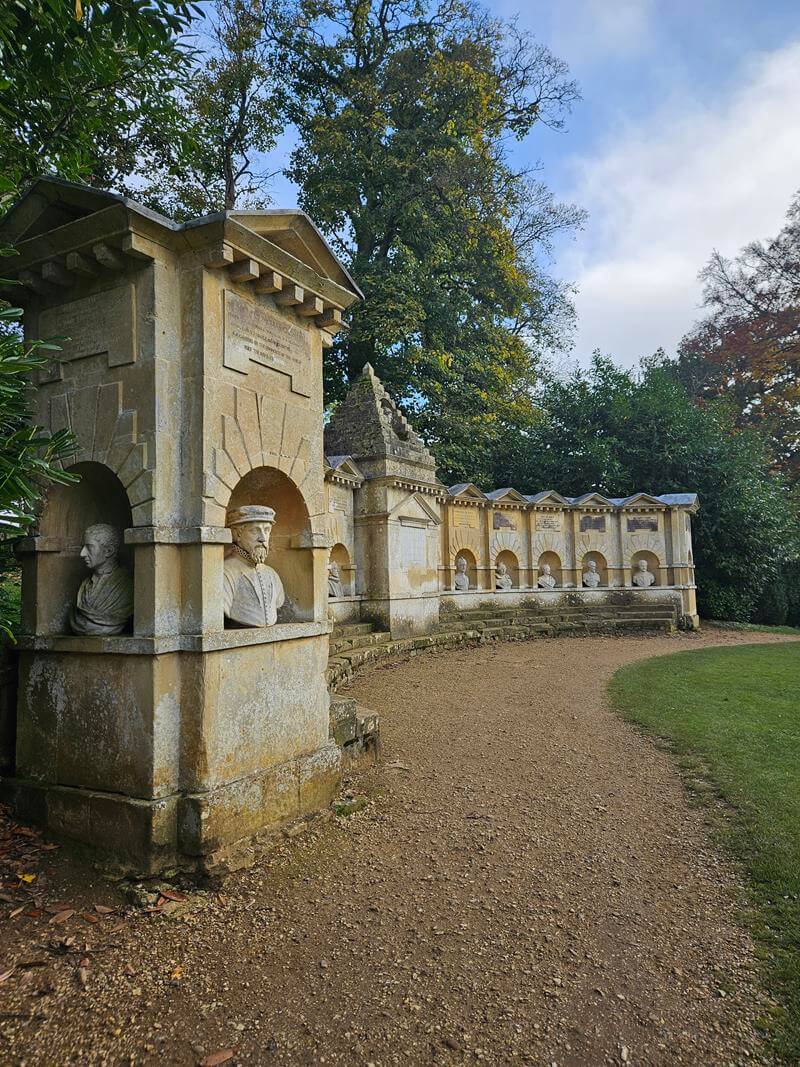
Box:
[453,555,470,591]
[632,559,655,587]
[582,560,601,588]
[223,505,285,627]
[495,561,513,590]
[328,560,344,598]
[69,523,133,635]
[537,563,557,589]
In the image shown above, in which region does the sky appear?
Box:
[264,0,800,368]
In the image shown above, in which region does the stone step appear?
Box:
[326,607,677,690]
[330,631,392,655]
[331,621,379,639]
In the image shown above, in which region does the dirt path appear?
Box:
[0,629,796,1067]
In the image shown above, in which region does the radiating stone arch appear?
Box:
[47,381,153,525]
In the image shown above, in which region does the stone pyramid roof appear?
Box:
[324,364,438,483]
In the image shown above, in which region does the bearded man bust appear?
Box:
[223,505,286,627]
[69,523,134,635]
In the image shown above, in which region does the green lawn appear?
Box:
[608,642,800,1062]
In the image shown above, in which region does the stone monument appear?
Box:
[324,364,444,635]
[495,561,513,590]
[223,505,286,626]
[327,561,344,599]
[537,563,557,589]
[583,560,602,588]
[0,178,362,874]
[69,523,133,635]
[632,559,655,588]
[453,556,470,591]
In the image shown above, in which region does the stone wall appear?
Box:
[324,368,698,631]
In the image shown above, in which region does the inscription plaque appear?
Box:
[454,506,478,529]
[580,515,606,532]
[223,290,312,397]
[627,516,658,532]
[38,285,136,380]
[536,514,561,532]
[493,512,516,530]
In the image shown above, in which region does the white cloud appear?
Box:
[560,38,800,366]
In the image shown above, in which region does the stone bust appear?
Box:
[582,560,602,588]
[453,555,469,591]
[632,559,655,587]
[537,563,557,589]
[328,560,344,598]
[69,523,134,636]
[223,505,286,627]
[495,561,513,590]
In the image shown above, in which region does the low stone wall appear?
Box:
[440,586,688,614]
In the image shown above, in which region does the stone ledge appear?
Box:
[15,620,332,656]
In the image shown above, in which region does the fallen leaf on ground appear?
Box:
[82,913,99,924]
[170,965,184,980]
[159,889,186,902]
[18,874,36,884]
[49,909,75,925]
[94,904,115,914]
[9,906,24,918]
[0,967,16,982]
[200,1050,235,1066]
[385,761,413,772]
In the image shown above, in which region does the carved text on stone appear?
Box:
[224,290,312,397]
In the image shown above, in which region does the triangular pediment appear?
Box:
[527,490,570,506]
[230,210,361,296]
[486,487,527,503]
[574,492,614,507]
[449,483,486,501]
[389,492,441,525]
[0,177,133,244]
[619,492,667,508]
[325,455,365,481]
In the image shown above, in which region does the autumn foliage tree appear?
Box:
[676,192,800,483]
[267,0,584,482]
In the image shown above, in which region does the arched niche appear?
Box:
[329,542,352,597]
[37,462,133,634]
[537,550,562,588]
[631,549,660,587]
[581,550,608,588]
[454,549,478,591]
[228,466,313,621]
[495,549,519,589]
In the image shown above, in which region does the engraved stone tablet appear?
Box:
[580,515,606,532]
[223,290,312,397]
[536,514,562,532]
[627,516,658,532]
[38,285,136,380]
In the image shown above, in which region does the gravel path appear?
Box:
[0,628,796,1066]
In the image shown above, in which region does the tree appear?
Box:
[138,0,284,218]
[268,0,584,480]
[491,354,799,623]
[0,275,77,636]
[0,0,197,200]
[676,191,800,483]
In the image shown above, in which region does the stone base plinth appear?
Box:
[6,627,341,875]
[1,741,340,874]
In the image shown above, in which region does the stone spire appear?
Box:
[324,364,438,482]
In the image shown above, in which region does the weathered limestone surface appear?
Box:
[0,178,700,874]
[324,368,699,632]
[0,178,362,873]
